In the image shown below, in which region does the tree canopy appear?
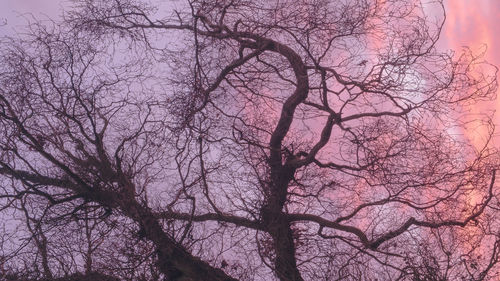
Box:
[0,0,499,280]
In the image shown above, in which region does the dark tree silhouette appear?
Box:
[0,0,499,280]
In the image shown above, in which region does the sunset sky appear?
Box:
[438,1,500,148]
[1,0,498,69]
[1,0,498,53]
[1,0,499,141]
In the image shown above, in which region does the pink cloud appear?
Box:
[442,0,500,148]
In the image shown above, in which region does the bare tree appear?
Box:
[0,0,499,280]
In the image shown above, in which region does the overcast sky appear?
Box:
[0,0,65,36]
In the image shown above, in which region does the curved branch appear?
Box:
[289,169,497,250]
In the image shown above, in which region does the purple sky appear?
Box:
[0,0,63,35]
[1,0,499,145]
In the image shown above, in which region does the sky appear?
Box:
[1,0,499,144]
[0,0,64,32]
[438,1,500,149]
